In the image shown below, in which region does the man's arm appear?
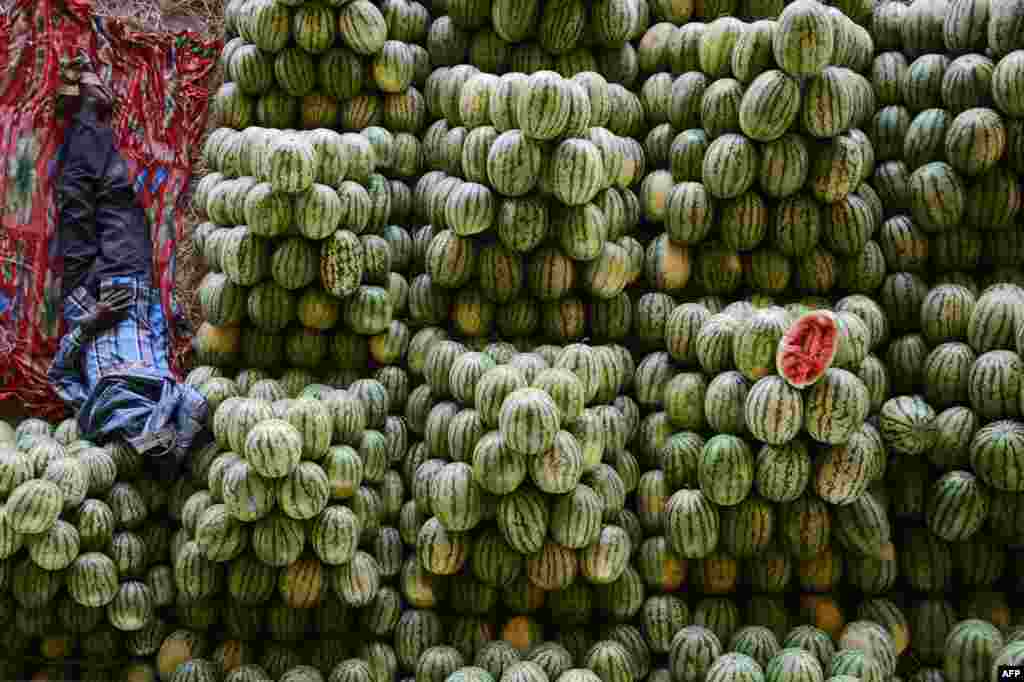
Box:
[48,325,90,409]
[48,288,134,409]
[48,284,98,409]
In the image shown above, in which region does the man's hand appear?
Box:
[80,288,133,336]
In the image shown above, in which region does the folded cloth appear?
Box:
[76,368,210,480]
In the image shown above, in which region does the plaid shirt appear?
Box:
[48,275,209,468]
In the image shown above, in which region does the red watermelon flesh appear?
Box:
[776,311,840,388]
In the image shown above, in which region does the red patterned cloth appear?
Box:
[0,0,220,418]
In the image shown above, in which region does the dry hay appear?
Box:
[93,0,224,41]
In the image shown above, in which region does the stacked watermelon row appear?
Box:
[629,2,905,312]
[149,619,1021,682]
[170,375,400,615]
[0,417,180,680]
[216,0,429,135]
[617,0,1024,329]
[151,309,1024,682]
[408,66,658,342]
[193,0,435,373]
[190,121,411,376]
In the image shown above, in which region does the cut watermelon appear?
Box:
[776,311,840,388]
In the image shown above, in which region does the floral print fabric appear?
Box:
[0,0,220,417]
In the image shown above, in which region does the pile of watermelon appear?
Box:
[6,0,1024,679]
[0,417,178,679]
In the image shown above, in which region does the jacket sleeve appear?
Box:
[58,169,97,236]
[48,326,90,409]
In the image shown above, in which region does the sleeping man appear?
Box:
[48,52,210,480]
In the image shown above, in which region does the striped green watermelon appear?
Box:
[735,309,790,382]
[265,133,316,194]
[703,134,759,200]
[5,479,63,534]
[773,1,834,77]
[665,489,719,559]
[337,0,387,55]
[970,419,1024,492]
[925,470,990,542]
[498,388,561,457]
[244,419,302,479]
[739,71,801,143]
[699,435,755,507]
[803,368,870,445]
[944,619,1004,682]
[745,376,804,446]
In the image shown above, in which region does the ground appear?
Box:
[94,0,220,34]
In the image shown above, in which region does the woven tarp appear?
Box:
[0,0,221,418]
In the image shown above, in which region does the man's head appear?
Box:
[60,51,114,119]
